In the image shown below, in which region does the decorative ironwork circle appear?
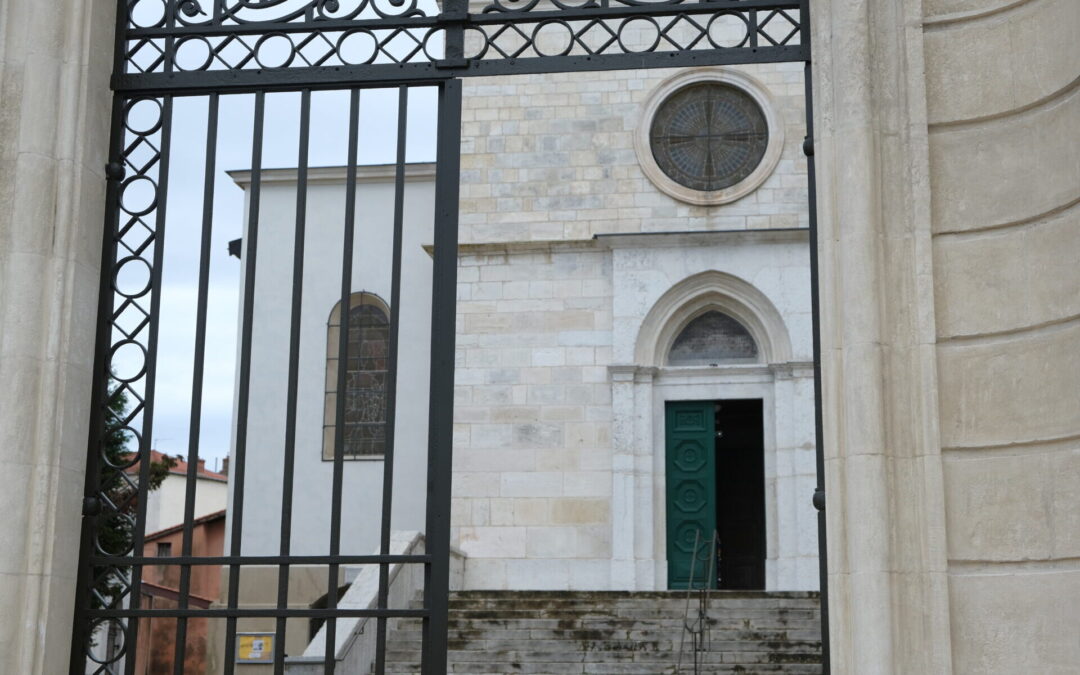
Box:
[649,82,768,192]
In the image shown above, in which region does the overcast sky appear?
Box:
[124,86,439,468]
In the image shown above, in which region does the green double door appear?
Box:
[665,399,766,590]
[665,401,718,589]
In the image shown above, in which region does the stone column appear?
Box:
[631,367,655,590]
[608,365,639,589]
[0,1,116,672]
[811,0,953,672]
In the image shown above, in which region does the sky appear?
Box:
[116,86,439,468]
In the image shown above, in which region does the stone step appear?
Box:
[384,644,822,662]
[383,664,825,675]
[376,591,822,674]
[390,618,822,633]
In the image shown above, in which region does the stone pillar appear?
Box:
[608,365,638,589]
[811,0,953,672]
[631,367,656,590]
[0,1,116,672]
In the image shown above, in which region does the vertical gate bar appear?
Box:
[224,91,266,674]
[124,92,176,675]
[421,78,462,675]
[69,91,128,674]
[801,0,830,665]
[172,93,220,675]
[324,87,362,674]
[274,88,314,674]
[373,84,410,675]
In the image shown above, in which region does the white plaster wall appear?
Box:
[144,476,228,535]
[226,168,435,559]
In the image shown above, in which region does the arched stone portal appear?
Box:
[608,245,818,592]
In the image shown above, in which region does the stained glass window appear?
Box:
[324,296,390,458]
[650,83,769,192]
[668,311,758,365]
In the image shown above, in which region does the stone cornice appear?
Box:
[228,163,437,188]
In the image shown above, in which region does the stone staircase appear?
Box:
[379,590,822,674]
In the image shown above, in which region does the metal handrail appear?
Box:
[675,529,719,675]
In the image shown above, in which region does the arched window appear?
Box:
[324,293,390,459]
[667,310,758,366]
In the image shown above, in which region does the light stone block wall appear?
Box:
[452,244,617,590]
[923,0,1080,672]
[458,63,807,243]
[450,233,819,591]
[453,47,814,592]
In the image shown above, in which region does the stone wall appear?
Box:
[450,233,818,591]
[452,244,617,589]
[924,0,1080,671]
[813,0,1080,672]
[459,63,808,243]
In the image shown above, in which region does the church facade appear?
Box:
[214,60,819,664]
[449,63,818,592]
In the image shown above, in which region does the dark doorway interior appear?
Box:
[714,399,766,590]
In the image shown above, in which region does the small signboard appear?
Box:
[236,633,275,664]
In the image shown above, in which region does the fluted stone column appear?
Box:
[0,1,116,672]
[811,0,953,672]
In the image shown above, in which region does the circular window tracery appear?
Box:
[649,83,769,193]
[634,69,784,206]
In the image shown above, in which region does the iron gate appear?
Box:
[72,0,825,673]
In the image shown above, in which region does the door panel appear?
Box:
[665,401,717,589]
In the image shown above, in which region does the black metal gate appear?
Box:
[72,1,824,673]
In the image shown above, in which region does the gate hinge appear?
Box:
[105,162,126,181]
[802,135,814,157]
[82,496,102,517]
[812,487,825,512]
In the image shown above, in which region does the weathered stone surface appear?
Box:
[948,569,1080,674]
[380,590,821,674]
[932,204,1080,338]
[929,87,1080,233]
[923,0,1079,124]
[937,321,1080,449]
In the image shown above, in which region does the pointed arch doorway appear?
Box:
[610,264,817,593]
[665,398,766,590]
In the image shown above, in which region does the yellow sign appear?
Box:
[236,633,275,664]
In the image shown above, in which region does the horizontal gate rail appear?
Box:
[84,608,430,619]
[89,554,431,565]
[115,0,807,93]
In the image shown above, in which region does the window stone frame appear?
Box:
[634,68,785,206]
